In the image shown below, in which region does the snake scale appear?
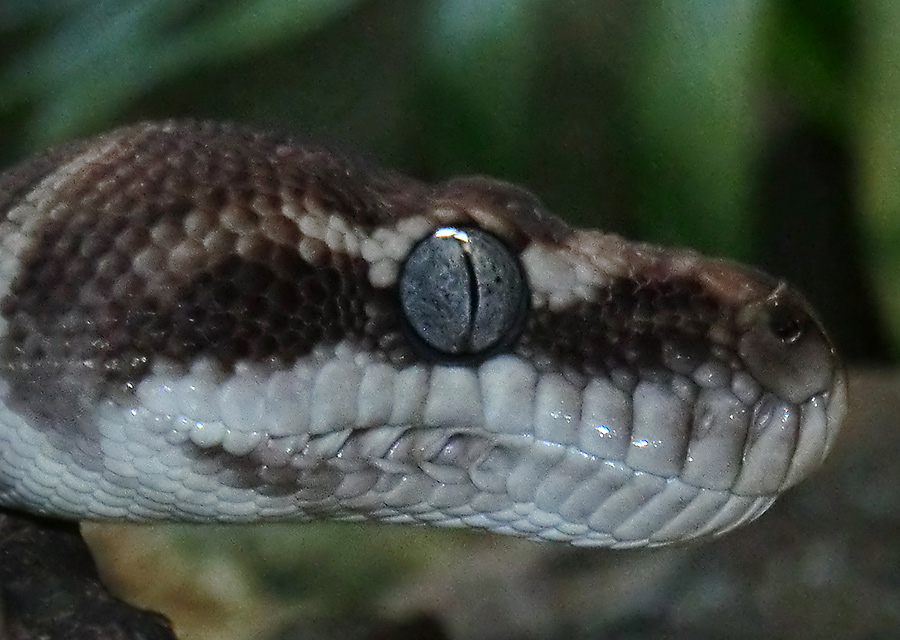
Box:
[0,121,846,548]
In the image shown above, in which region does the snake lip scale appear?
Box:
[0,121,846,548]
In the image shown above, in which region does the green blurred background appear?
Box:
[2,0,898,364]
[1,1,898,639]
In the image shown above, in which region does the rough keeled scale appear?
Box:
[0,121,846,547]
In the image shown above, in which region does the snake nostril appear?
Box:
[738,289,835,405]
[766,302,807,345]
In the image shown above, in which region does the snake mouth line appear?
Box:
[160,377,837,509]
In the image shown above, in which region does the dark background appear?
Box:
[1,1,898,639]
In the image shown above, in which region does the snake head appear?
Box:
[0,122,847,549]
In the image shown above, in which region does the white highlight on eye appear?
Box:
[434,226,469,242]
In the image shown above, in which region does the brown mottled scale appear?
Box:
[1,124,420,423]
[0,121,846,547]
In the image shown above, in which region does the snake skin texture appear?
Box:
[0,121,846,547]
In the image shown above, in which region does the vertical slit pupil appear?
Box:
[462,248,479,349]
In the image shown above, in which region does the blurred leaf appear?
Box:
[0,0,361,144]
[858,0,900,356]
[417,0,542,175]
[765,0,855,131]
[631,0,763,259]
[0,0,69,29]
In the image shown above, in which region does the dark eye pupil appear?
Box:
[767,304,806,344]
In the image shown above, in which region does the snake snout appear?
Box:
[736,285,841,405]
[733,284,846,492]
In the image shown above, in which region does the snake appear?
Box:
[0,121,846,548]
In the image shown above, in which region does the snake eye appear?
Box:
[398,226,528,360]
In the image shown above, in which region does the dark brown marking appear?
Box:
[519,275,730,380]
[0,122,428,445]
